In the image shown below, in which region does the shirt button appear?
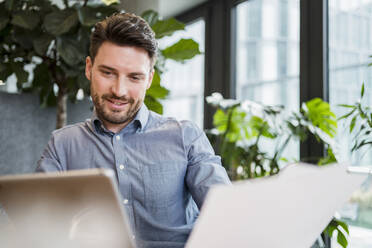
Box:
[116,136,121,141]
[119,164,125,170]
[123,199,129,205]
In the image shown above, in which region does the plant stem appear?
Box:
[56,88,67,129]
[220,105,238,155]
[83,0,89,7]
[276,135,291,159]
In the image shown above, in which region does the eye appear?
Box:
[131,75,142,82]
[102,70,112,76]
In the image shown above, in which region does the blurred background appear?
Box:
[0,0,372,247]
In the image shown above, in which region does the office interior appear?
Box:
[0,0,371,247]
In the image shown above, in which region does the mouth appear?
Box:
[105,98,129,110]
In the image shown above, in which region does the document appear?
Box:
[186,163,367,248]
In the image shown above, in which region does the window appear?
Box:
[235,0,300,161]
[236,0,299,112]
[158,19,205,128]
[329,0,372,246]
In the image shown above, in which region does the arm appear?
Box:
[36,135,64,173]
[184,122,231,209]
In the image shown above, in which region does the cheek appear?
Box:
[91,74,110,93]
[138,85,149,99]
[127,84,147,98]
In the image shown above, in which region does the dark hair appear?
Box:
[90,12,157,67]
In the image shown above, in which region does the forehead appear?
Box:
[94,42,152,72]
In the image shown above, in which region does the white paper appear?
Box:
[186,163,367,248]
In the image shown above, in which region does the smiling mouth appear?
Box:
[107,99,128,106]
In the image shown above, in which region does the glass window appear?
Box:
[236,0,299,109]
[236,0,300,161]
[158,19,205,128]
[329,0,372,246]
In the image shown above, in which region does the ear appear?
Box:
[85,56,92,81]
[146,69,155,90]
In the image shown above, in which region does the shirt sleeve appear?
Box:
[183,121,231,209]
[35,134,64,173]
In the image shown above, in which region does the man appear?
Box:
[37,12,231,248]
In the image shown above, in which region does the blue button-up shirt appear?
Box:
[36,104,231,248]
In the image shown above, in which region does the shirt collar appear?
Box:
[135,103,149,131]
[91,104,149,134]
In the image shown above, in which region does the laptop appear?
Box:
[186,163,367,248]
[0,169,135,248]
[0,163,367,248]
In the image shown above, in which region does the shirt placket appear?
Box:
[112,132,134,226]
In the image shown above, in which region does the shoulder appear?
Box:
[148,110,200,129]
[146,111,203,142]
[51,120,93,143]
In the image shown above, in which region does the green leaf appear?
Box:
[213,109,228,133]
[11,11,40,30]
[33,33,54,56]
[213,106,251,142]
[325,223,337,237]
[337,220,349,235]
[77,74,90,94]
[39,83,56,108]
[141,10,159,27]
[32,63,51,89]
[13,26,38,49]
[358,104,367,119]
[44,9,78,36]
[338,108,356,120]
[337,230,348,248]
[338,104,355,108]
[46,88,57,107]
[303,98,337,137]
[147,84,169,99]
[11,62,28,84]
[162,38,201,62]
[152,18,185,39]
[0,63,12,82]
[78,7,100,26]
[57,35,85,66]
[318,148,337,165]
[361,83,365,97]
[146,71,169,99]
[249,116,275,138]
[0,7,9,31]
[145,95,163,114]
[350,116,357,133]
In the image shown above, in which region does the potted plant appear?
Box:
[205,93,349,247]
[0,0,200,129]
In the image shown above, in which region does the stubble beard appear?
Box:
[93,93,142,125]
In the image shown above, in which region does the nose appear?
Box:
[111,76,128,97]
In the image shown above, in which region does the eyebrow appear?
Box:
[98,65,117,72]
[97,65,146,76]
[128,72,146,77]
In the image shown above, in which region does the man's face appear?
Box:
[85,42,154,132]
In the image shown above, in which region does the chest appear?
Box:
[63,132,188,206]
